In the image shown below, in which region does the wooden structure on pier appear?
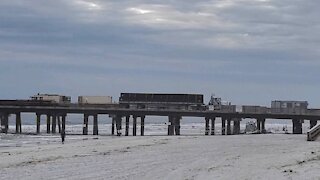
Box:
[0,101,320,137]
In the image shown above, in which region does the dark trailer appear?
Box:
[119,93,205,110]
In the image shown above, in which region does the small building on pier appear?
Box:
[271,100,308,114]
[31,94,71,104]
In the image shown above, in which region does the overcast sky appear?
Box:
[0,0,319,107]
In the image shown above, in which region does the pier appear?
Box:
[0,102,319,137]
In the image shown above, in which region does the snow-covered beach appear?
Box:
[1,123,319,180]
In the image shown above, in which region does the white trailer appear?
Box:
[78,96,113,104]
[31,94,71,104]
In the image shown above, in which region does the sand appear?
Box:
[0,133,319,180]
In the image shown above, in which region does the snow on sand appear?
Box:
[0,134,319,180]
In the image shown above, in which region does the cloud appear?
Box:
[0,0,319,105]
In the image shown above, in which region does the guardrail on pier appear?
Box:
[307,123,320,141]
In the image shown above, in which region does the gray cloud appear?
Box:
[0,0,319,106]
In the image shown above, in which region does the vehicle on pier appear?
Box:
[30,94,71,104]
[119,93,205,110]
[77,96,118,108]
[78,96,113,105]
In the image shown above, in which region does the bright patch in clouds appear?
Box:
[127,7,153,14]
[75,0,101,10]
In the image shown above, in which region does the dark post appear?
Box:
[62,115,66,133]
[168,116,174,135]
[83,114,88,135]
[36,113,41,134]
[1,113,9,134]
[175,116,181,135]
[116,115,122,136]
[211,117,215,135]
[46,114,51,133]
[292,119,302,134]
[111,117,115,135]
[222,117,226,135]
[233,119,241,135]
[261,118,266,133]
[16,113,21,134]
[93,114,98,135]
[57,116,61,133]
[133,116,137,136]
[205,117,210,135]
[125,116,130,136]
[256,118,261,132]
[141,116,145,136]
[227,119,231,135]
[52,115,57,134]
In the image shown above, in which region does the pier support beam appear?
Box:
[256,119,261,132]
[83,114,88,135]
[141,116,145,136]
[46,114,51,133]
[292,119,303,134]
[168,116,174,136]
[52,115,57,134]
[133,116,137,136]
[93,114,98,135]
[116,115,122,136]
[1,113,9,134]
[205,117,210,135]
[261,118,266,133]
[36,113,41,134]
[111,117,115,135]
[227,119,232,135]
[175,116,181,135]
[62,115,66,134]
[57,116,61,133]
[221,117,226,135]
[16,113,22,134]
[233,119,241,135]
[211,117,215,135]
[125,116,130,136]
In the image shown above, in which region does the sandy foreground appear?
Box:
[0,134,319,180]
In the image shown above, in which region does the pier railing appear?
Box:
[307,123,320,141]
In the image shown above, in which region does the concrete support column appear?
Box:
[116,116,122,136]
[261,118,266,133]
[46,114,51,133]
[205,117,210,135]
[221,117,226,135]
[175,116,181,135]
[93,114,98,135]
[256,119,261,132]
[310,120,317,129]
[52,115,57,134]
[16,113,22,134]
[36,113,41,134]
[62,115,66,133]
[292,119,302,134]
[227,119,232,135]
[233,119,241,135]
[83,114,88,135]
[125,116,130,136]
[111,117,115,135]
[168,116,174,136]
[141,116,145,136]
[211,117,215,135]
[1,113,9,134]
[57,116,61,133]
[133,116,137,136]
